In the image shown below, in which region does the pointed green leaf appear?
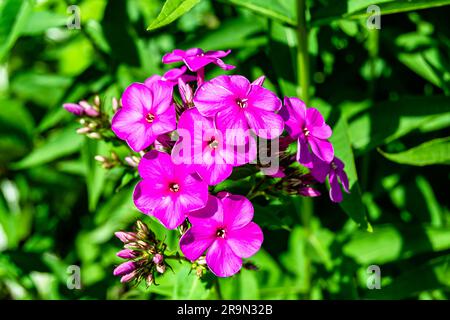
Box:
[379,137,450,166]
[147,0,201,31]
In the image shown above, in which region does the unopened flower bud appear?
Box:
[124,156,139,167]
[94,155,107,163]
[251,75,266,87]
[152,253,163,265]
[115,231,137,243]
[146,273,154,286]
[94,95,101,107]
[116,249,137,260]
[120,270,137,283]
[156,263,166,274]
[135,220,149,234]
[113,261,136,276]
[111,151,119,162]
[112,97,119,112]
[87,132,101,139]
[76,127,91,134]
[63,103,84,116]
[85,108,99,117]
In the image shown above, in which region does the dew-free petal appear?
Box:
[227,222,263,258]
[206,239,242,277]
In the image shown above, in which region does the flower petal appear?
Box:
[194,162,233,186]
[188,194,223,226]
[176,172,209,213]
[152,196,186,229]
[133,180,166,214]
[122,83,153,113]
[220,194,254,230]
[308,136,334,163]
[138,150,174,181]
[244,109,283,139]
[329,171,343,203]
[247,85,281,112]
[162,49,186,64]
[297,138,312,167]
[150,105,177,136]
[227,222,263,258]
[194,75,250,117]
[180,225,215,261]
[280,97,307,138]
[206,239,242,277]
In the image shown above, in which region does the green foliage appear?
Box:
[378,137,450,166]
[148,0,202,31]
[0,0,449,300]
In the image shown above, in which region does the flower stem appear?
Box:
[296,0,313,299]
[215,278,224,300]
[296,0,310,105]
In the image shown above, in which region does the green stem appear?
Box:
[296,0,310,105]
[215,278,223,300]
[296,0,313,299]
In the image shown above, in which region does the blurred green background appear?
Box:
[0,0,449,300]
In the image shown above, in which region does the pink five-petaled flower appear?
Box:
[172,108,256,185]
[280,97,334,166]
[180,193,263,277]
[133,150,208,229]
[111,81,176,152]
[194,75,284,141]
[310,156,350,203]
[162,48,235,72]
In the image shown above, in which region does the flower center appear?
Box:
[331,162,337,170]
[208,137,219,149]
[216,228,226,238]
[303,127,310,137]
[169,183,180,192]
[145,113,155,123]
[236,98,248,109]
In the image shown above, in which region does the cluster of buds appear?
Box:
[94,151,123,169]
[64,96,120,141]
[279,172,321,197]
[113,220,168,286]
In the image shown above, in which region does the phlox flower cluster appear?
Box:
[64,48,350,279]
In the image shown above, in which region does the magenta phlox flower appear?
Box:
[162,48,235,72]
[111,81,176,152]
[280,97,334,166]
[194,75,284,141]
[310,156,350,202]
[133,150,208,229]
[180,193,263,277]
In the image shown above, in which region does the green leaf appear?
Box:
[0,0,33,62]
[223,0,296,27]
[343,224,450,265]
[378,137,450,166]
[331,115,371,231]
[11,125,83,170]
[147,0,201,31]
[21,10,68,36]
[82,139,108,212]
[347,96,450,154]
